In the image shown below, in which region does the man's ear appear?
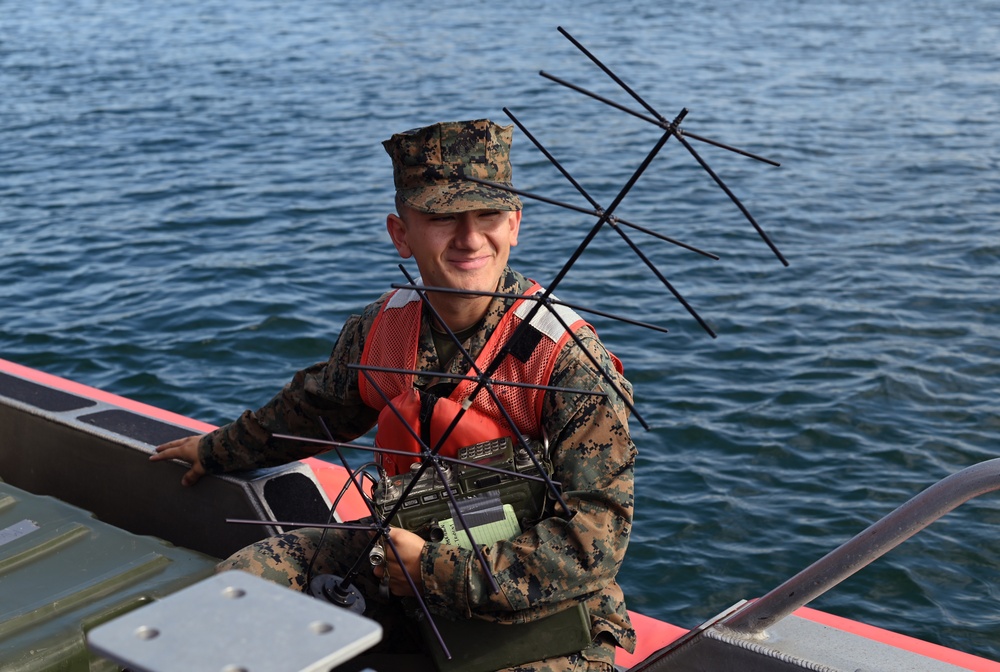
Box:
[386,213,412,259]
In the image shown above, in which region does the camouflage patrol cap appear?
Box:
[383,119,523,214]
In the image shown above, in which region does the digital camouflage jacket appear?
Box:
[198,267,638,655]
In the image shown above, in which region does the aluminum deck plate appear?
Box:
[87,570,382,672]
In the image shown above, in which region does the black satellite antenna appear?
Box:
[229,25,786,662]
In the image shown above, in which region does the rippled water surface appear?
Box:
[3,0,999,661]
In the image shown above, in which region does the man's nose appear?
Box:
[452,214,482,247]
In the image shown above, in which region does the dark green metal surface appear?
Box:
[0,481,217,671]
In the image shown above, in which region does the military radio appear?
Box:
[371,437,552,549]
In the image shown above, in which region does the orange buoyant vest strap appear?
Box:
[358,287,423,406]
[358,280,597,475]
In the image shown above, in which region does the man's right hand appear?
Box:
[150,435,207,487]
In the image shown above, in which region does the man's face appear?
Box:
[386,206,521,299]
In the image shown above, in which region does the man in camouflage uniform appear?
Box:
[153,119,637,672]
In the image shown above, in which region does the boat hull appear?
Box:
[1,357,996,671]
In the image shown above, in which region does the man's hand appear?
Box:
[150,435,207,486]
[374,527,426,597]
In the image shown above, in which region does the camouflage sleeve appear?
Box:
[419,328,636,627]
[198,308,382,474]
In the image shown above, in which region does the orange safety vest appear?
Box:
[358,281,598,475]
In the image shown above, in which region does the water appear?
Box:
[3,0,999,661]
